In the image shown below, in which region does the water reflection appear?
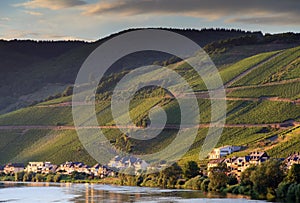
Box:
[0,182,265,203]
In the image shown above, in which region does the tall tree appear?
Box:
[183,161,200,179]
[208,163,228,191]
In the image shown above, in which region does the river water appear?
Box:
[0,182,266,203]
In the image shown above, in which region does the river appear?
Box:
[0,182,267,203]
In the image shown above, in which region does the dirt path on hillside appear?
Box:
[1,121,299,131]
[226,77,300,91]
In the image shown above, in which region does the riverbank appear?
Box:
[1,159,299,202]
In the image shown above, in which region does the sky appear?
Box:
[0,0,300,41]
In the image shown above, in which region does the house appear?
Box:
[108,156,149,174]
[41,162,58,174]
[57,162,76,174]
[223,157,238,170]
[207,158,225,171]
[73,162,90,174]
[284,153,300,169]
[25,162,45,173]
[91,164,115,178]
[57,162,90,175]
[133,159,149,172]
[226,151,269,178]
[231,156,251,178]
[4,163,25,174]
[208,146,241,159]
[90,164,101,176]
[108,156,123,168]
[249,151,269,165]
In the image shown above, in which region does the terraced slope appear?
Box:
[1,43,300,165]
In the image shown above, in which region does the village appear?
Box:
[1,146,300,180]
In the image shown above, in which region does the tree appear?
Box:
[201,179,210,192]
[46,174,54,182]
[15,171,25,181]
[158,163,182,188]
[240,165,256,186]
[184,175,202,190]
[53,174,61,182]
[35,174,44,182]
[250,160,284,198]
[62,86,73,97]
[208,163,228,191]
[276,181,291,201]
[183,161,200,179]
[23,172,34,182]
[286,164,300,183]
[119,167,138,186]
[287,183,298,202]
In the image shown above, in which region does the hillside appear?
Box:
[0,29,300,166]
[0,28,258,114]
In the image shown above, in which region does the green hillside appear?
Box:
[1,30,300,166]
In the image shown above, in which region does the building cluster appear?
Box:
[1,150,299,179]
[0,161,118,177]
[207,148,300,179]
[0,156,153,177]
[108,156,149,172]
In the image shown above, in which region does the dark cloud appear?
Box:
[83,0,300,25]
[228,14,300,26]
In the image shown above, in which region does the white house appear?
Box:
[208,146,241,159]
[25,162,44,173]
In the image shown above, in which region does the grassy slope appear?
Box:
[232,46,300,86]
[1,45,300,165]
[228,82,300,99]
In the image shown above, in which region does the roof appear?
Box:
[208,158,225,164]
[233,156,250,163]
[6,163,25,168]
[92,164,101,169]
[285,153,300,162]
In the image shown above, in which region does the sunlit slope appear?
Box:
[1,45,300,165]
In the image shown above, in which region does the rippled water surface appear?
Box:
[0,182,266,203]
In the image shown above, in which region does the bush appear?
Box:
[276,182,291,201]
[46,174,54,182]
[227,175,238,185]
[184,175,202,190]
[232,185,240,194]
[53,174,61,182]
[287,183,297,202]
[200,179,210,192]
[35,174,44,182]
[15,172,24,181]
[23,172,34,182]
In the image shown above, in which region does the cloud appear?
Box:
[15,0,87,10]
[0,17,10,21]
[0,29,92,41]
[24,11,43,16]
[82,0,300,25]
